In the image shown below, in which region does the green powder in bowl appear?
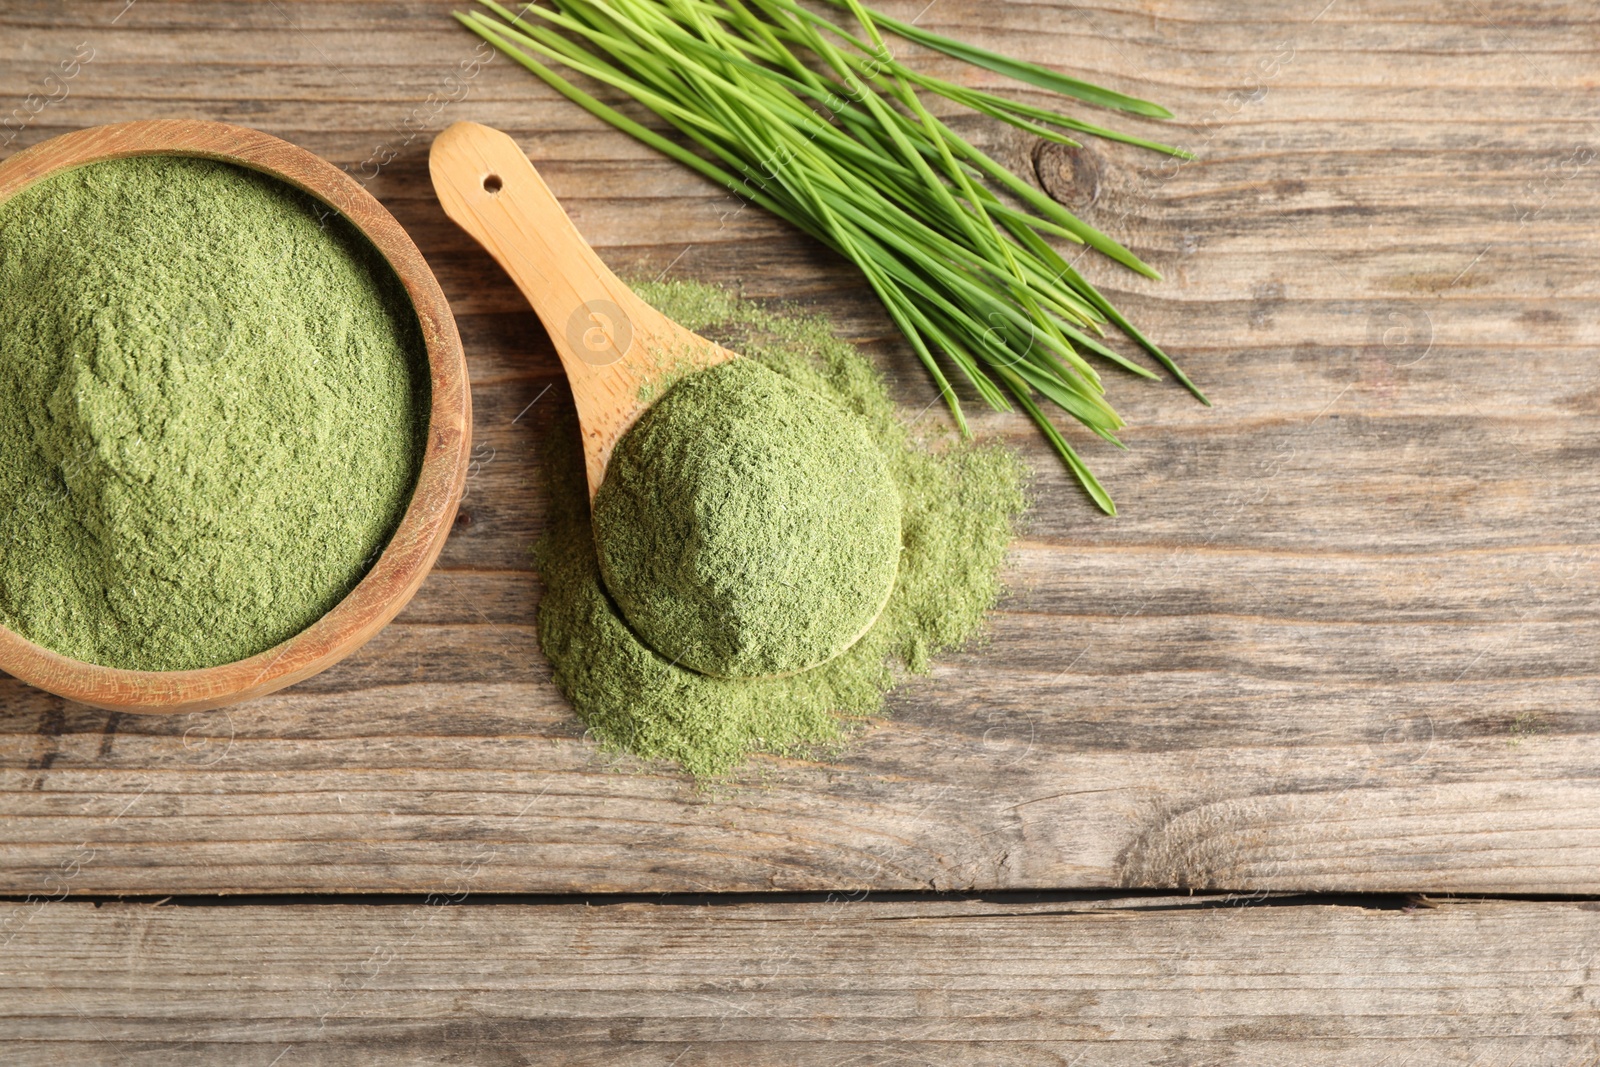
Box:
[592,358,901,679]
[0,154,428,672]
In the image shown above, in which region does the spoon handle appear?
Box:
[430,121,662,496]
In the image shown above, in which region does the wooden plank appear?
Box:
[2,897,1598,1063]
[2,0,1600,894]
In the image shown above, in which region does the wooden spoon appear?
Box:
[431,122,897,677]
[429,121,736,498]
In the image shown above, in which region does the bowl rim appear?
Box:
[0,119,472,713]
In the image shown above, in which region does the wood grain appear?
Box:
[3,896,1599,1063]
[1,0,1599,893]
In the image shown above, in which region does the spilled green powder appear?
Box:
[0,155,427,671]
[536,279,1027,778]
[593,358,901,679]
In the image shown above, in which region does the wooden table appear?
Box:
[3,0,1598,1061]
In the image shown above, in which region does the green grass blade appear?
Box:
[831,2,1171,118]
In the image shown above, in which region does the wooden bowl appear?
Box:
[0,120,472,713]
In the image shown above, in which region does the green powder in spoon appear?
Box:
[0,155,427,671]
[593,358,901,678]
[536,280,1028,778]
